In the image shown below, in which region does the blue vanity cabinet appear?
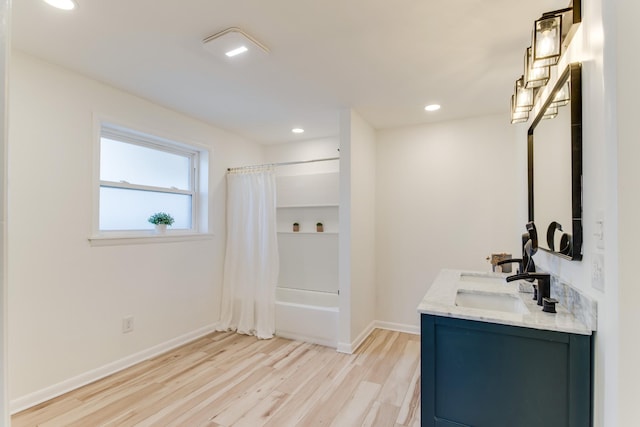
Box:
[421,314,592,427]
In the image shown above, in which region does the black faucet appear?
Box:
[506,273,551,306]
[497,258,524,274]
[504,223,539,280]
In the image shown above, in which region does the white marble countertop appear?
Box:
[417,269,594,335]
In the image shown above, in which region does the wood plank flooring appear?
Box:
[11,328,421,427]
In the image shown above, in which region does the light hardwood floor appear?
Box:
[12,328,421,427]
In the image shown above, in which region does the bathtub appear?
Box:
[275,287,339,348]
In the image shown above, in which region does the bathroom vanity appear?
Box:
[418,269,595,427]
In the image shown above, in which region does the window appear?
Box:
[98,124,199,233]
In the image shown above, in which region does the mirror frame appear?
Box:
[527,62,583,260]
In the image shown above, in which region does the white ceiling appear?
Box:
[12,0,567,144]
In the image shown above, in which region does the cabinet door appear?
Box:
[421,315,591,427]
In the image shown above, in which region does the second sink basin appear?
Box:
[455,290,529,314]
[459,272,506,285]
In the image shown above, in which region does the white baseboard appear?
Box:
[337,320,419,354]
[10,323,218,414]
[336,341,351,354]
[374,320,420,335]
[337,320,376,354]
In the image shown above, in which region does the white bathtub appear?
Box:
[275,287,339,348]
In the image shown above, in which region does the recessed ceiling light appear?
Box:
[292,128,305,134]
[225,46,248,57]
[42,0,78,10]
[424,104,441,112]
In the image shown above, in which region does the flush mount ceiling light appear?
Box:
[291,128,305,134]
[42,0,77,10]
[202,27,269,60]
[424,104,441,112]
[225,46,248,57]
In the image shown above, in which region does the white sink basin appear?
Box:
[455,290,530,314]
[459,272,506,284]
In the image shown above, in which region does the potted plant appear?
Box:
[293,222,300,232]
[316,222,324,232]
[148,212,175,233]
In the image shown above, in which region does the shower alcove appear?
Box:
[275,171,339,347]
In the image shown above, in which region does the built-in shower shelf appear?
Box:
[277,204,339,235]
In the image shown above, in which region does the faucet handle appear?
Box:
[496,258,523,274]
[542,298,558,313]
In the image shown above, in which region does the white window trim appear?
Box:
[88,232,214,247]
[90,117,211,245]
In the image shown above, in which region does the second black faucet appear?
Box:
[506,272,551,307]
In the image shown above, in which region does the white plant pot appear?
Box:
[155,224,168,233]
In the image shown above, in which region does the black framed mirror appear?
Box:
[527,62,582,260]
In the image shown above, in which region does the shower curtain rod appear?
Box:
[227,156,340,172]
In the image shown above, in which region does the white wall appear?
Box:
[263,137,339,176]
[611,0,640,425]
[7,52,263,409]
[0,0,9,424]
[376,114,520,330]
[513,1,623,425]
[337,110,376,351]
[347,112,376,343]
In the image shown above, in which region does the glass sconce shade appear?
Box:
[511,95,529,123]
[525,47,550,88]
[550,80,571,107]
[514,76,534,112]
[542,105,559,120]
[533,14,562,68]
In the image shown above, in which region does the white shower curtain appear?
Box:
[217,167,279,339]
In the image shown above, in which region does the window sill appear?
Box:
[88,232,214,247]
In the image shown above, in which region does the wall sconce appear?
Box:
[532,1,581,68]
[550,81,571,107]
[511,96,529,124]
[514,76,534,112]
[511,77,533,123]
[532,14,562,68]
[509,1,581,125]
[542,105,559,120]
[525,47,550,88]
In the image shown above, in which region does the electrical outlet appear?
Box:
[122,316,134,333]
[591,253,605,291]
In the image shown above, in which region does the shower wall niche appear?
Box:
[276,172,339,295]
